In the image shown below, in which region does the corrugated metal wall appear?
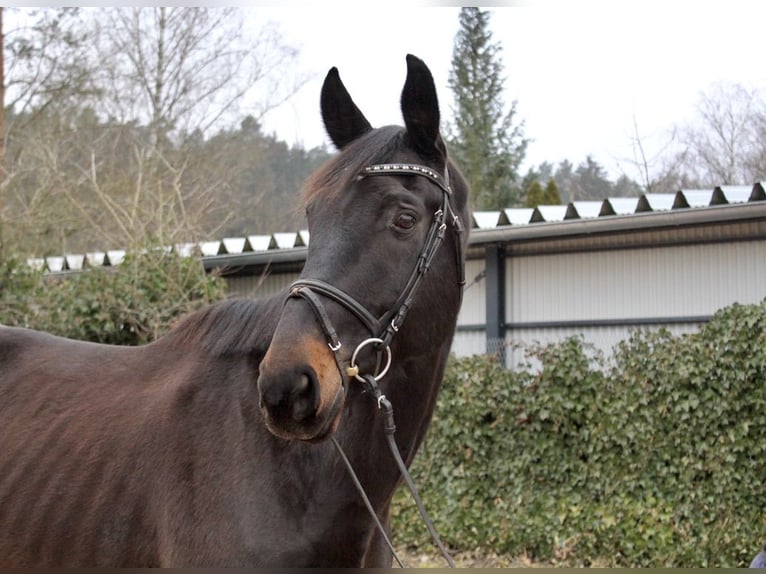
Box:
[507,240,766,324]
[449,237,766,367]
[452,331,487,358]
[226,271,300,298]
[456,259,486,327]
[504,239,765,367]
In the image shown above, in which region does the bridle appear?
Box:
[287,162,465,386]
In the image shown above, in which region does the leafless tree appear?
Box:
[617,114,694,194]
[682,82,765,185]
[94,7,304,144]
[2,7,306,257]
[2,9,97,120]
[84,7,307,248]
[618,82,766,192]
[0,8,97,255]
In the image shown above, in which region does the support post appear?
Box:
[484,243,506,362]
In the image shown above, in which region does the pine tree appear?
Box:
[523,178,561,207]
[543,178,562,204]
[523,181,545,208]
[447,7,529,210]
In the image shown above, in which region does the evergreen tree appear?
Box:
[523,181,545,208]
[572,155,613,200]
[447,7,529,210]
[523,178,561,207]
[543,178,562,204]
[612,174,643,197]
[526,158,641,204]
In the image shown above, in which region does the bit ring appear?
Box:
[349,338,392,383]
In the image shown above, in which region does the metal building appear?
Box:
[462,184,766,367]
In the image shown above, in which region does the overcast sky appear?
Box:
[250,0,766,180]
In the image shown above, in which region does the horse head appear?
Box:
[257,55,470,442]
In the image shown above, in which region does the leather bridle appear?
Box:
[287,162,465,386]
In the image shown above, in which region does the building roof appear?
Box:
[28,183,766,273]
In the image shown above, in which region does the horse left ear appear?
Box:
[321,67,373,150]
[401,54,447,164]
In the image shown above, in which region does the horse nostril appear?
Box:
[260,368,319,425]
[290,372,318,422]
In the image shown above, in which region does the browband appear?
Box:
[359,163,452,195]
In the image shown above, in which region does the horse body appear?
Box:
[0,55,469,567]
[0,298,451,566]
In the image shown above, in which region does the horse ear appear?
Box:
[320,67,373,150]
[401,54,446,163]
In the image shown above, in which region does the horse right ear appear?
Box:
[321,67,373,150]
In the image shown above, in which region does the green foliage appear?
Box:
[393,299,766,567]
[543,179,562,205]
[524,181,545,208]
[447,7,529,210]
[524,178,562,207]
[0,248,227,344]
[525,157,643,204]
[0,255,45,327]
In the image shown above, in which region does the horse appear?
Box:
[0,54,470,567]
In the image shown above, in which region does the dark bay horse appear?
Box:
[0,55,470,567]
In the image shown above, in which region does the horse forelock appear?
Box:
[300,126,405,207]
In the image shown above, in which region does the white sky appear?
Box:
[250,0,766,180]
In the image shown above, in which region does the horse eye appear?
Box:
[393,213,417,230]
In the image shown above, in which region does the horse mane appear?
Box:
[301,125,404,206]
[161,296,280,357]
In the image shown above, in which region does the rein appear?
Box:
[332,374,456,569]
[287,162,464,568]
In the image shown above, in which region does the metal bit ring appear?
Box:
[349,338,392,383]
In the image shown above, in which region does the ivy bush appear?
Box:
[0,248,227,344]
[392,299,766,567]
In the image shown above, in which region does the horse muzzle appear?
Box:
[257,332,346,442]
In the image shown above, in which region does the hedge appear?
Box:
[392,299,766,567]
[0,248,227,344]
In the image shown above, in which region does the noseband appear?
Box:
[287,162,465,384]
